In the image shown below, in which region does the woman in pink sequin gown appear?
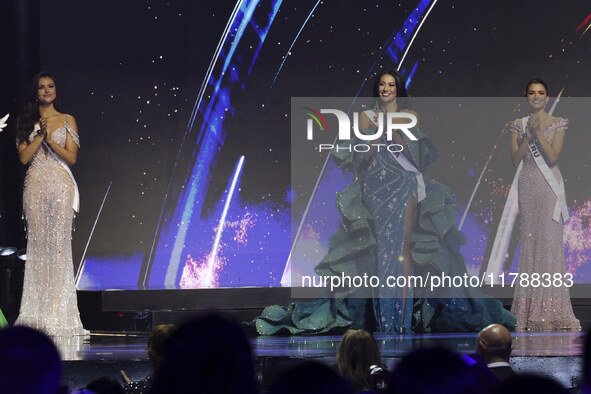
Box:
[509,79,580,331]
[15,72,87,336]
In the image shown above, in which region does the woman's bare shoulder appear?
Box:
[544,115,567,131]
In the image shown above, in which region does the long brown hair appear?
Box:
[336,329,382,392]
[16,71,63,146]
[148,324,177,371]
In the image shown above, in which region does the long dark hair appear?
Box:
[373,69,410,109]
[16,71,63,145]
[337,329,382,392]
[524,78,549,96]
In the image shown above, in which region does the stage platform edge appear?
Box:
[77,286,591,333]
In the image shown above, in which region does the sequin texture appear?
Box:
[15,116,87,336]
[509,118,581,332]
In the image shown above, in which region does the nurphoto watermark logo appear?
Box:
[303,107,418,153]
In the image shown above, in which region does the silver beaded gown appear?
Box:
[15,115,87,336]
[509,118,580,331]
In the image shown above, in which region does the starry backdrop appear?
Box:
[4,0,590,289]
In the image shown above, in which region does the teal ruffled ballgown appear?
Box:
[255,125,515,334]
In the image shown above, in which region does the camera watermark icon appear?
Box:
[304,108,417,153]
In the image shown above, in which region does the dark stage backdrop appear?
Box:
[2,0,590,289]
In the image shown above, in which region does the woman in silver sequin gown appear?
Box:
[509,79,580,331]
[15,72,87,336]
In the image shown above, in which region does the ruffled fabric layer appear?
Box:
[255,128,515,335]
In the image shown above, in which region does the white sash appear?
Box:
[365,110,426,202]
[485,116,568,282]
[34,123,80,214]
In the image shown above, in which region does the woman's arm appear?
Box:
[510,132,530,166]
[396,109,417,163]
[46,115,79,166]
[17,131,45,165]
[535,126,565,166]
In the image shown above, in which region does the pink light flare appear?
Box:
[213,211,256,246]
[564,199,591,278]
[179,211,257,288]
[180,253,227,289]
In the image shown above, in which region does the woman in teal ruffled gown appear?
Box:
[255,70,515,334]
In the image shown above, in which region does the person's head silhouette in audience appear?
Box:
[337,329,384,392]
[121,323,176,390]
[146,323,176,372]
[0,326,63,394]
[476,323,515,380]
[149,313,258,394]
[269,360,354,394]
[387,347,483,394]
[85,376,124,394]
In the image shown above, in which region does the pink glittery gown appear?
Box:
[509,118,580,331]
[15,115,87,336]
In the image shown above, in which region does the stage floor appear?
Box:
[57,330,585,361]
